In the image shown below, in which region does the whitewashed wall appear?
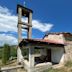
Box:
[51,47,65,64]
[44,33,65,64]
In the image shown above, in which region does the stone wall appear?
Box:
[64,42,72,62]
[44,34,65,43]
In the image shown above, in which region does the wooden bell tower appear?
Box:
[17,4,33,44]
[17,5,33,66]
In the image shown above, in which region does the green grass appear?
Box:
[43,68,67,72]
[65,61,72,67]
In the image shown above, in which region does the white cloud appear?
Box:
[0,5,53,33]
[0,6,11,15]
[0,34,18,46]
[0,5,54,46]
[0,14,17,32]
[32,20,53,32]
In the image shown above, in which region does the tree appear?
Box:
[2,44,10,65]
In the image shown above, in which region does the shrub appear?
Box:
[2,44,10,65]
[10,47,17,57]
[0,48,2,59]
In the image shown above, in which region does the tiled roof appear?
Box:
[27,39,65,44]
[19,38,66,47]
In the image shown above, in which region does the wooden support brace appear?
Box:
[18,22,32,27]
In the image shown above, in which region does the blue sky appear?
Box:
[0,0,72,46]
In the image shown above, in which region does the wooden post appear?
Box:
[28,12,32,39]
[18,7,22,43]
[17,5,34,71]
[17,47,24,64]
[28,47,34,72]
[17,7,23,64]
[28,12,34,72]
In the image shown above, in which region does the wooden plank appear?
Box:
[1,65,23,71]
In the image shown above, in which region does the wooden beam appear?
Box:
[20,43,64,49]
[18,22,32,27]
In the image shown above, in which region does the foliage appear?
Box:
[0,48,2,59]
[65,61,72,67]
[10,46,17,57]
[2,44,10,65]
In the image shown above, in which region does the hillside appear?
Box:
[43,61,72,72]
